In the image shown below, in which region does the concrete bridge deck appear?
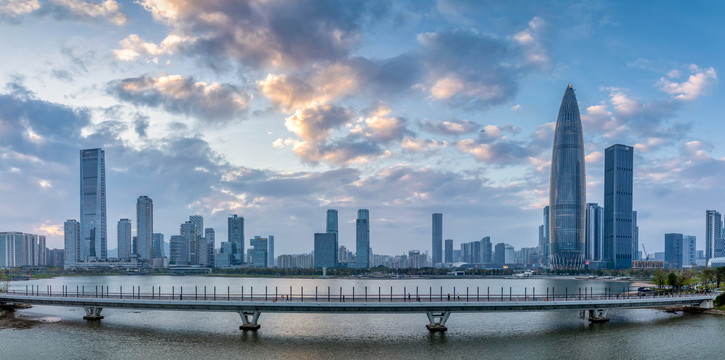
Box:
[0,288,716,332]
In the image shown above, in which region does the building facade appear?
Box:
[314,232,337,268]
[603,144,634,269]
[136,196,153,261]
[228,214,244,264]
[549,85,586,269]
[585,203,603,261]
[706,210,722,265]
[64,219,80,266]
[80,148,107,261]
[665,233,683,269]
[117,218,132,259]
[356,209,370,269]
[444,239,453,263]
[432,213,442,265]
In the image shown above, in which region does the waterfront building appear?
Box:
[549,85,586,269]
[432,213,442,265]
[705,210,721,265]
[314,232,337,268]
[180,220,198,265]
[481,237,492,264]
[494,243,506,265]
[541,206,549,265]
[683,235,696,267]
[249,236,268,268]
[80,148,107,261]
[117,218,132,259]
[408,250,427,269]
[169,235,187,266]
[136,196,153,261]
[268,235,275,267]
[665,233,683,268]
[47,249,65,267]
[64,219,80,266]
[356,209,370,269]
[327,209,338,234]
[632,211,639,261]
[0,232,46,268]
[444,239,453,263]
[461,242,472,263]
[603,144,634,269]
[152,233,165,258]
[228,214,244,264]
[277,253,314,269]
[585,203,604,261]
[205,228,215,268]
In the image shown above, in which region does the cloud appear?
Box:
[108,74,251,123]
[47,0,127,25]
[130,0,389,70]
[421,118,480,135]
[658,65,718,101]
[454,137,532,165]
[112,33,188,61]
[513,16,550,69]
[0,0,39,18]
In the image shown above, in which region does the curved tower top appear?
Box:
[549,84,586,269]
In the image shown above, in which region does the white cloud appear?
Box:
[51,0,127,25]
[0,0,39,17]
[658,65,717,101]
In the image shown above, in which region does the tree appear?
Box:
[653,269,666,289]
[716,267,725,288]
[666,272,679,291]
[702,268,716,288]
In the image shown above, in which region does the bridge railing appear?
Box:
[4,285,716,303]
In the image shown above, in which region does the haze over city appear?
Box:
[1,0,723,257]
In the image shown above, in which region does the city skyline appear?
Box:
[2,1,725,256]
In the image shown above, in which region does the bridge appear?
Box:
[0,285,716,332]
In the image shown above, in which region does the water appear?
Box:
[1,276,724,359]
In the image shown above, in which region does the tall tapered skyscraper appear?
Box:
[549,84,586,269]
[137,196,153,261]
[80,148,107,261]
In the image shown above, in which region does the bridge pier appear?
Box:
[82,306,104,321]
[580,309,608,323]
[239,311,261,331]
[426,311,451,332]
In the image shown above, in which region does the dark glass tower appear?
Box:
[432,213,442,264]
[603,144,633,269]
[80,148,107,261]
[549,84,586,269]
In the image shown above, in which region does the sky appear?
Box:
[0,0,723,258]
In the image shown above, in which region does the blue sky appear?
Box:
[0,0,723,257]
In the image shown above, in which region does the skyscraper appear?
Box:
[683,235,696,267]
[136,196,153,261]
[268,235,275,267]
[314,232,337,268]
[432,213,442,264]
[632,210,639,261]
[80,148,107,261]
[356,209,370,269]
[180,220,198,264]
[541,206,549,264]
[326,209,338,234]
[249,236,268,268]
[549,84,586,269]
[64,219,80,265]
[705,210,722,265]
[585,203,603,261]
[228,214,244,264]
[205,228,215,267]
[152,233,165,258]
[117,218,132,259]
[604,144,634,269]
[665,233,683,269]
[444,239,453,263]
[481,236,492,264]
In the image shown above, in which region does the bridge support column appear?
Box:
[82,306,104,320]
[239,311,261,331]
[426,311,451,332]
[699,299,714,309]
[580,309,608,323]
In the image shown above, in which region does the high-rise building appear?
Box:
[152,233,165,258]
[665,233,683,269]
[37,236,46,266]
[268,235,275,267]
[180,220,198,265]
[356,209,370,269]
[228,214,244,264]
[481,236,492,264]
[541,206,549,265]
[169,235,187,265]
[494,243,506,265]
[632,211,639,261]
[549,84,586,270]
[205,228,215,268]
[326,209,338,234]
[117,218,132,259]
[706,210,722,265]
[683,235,696,267]
[0,232,45,267]
[249,236,268,268]
[314,232,337,268]
[64,219,80,265]
[444,239,453,263]
[136,196,153,261]
[585,203,604,261]
[432,213,442,264]
[80,148,107,261]
[603,144,634,269]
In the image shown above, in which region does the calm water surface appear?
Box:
[1,276,723,359]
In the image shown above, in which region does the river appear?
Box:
[1,276,723,359]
